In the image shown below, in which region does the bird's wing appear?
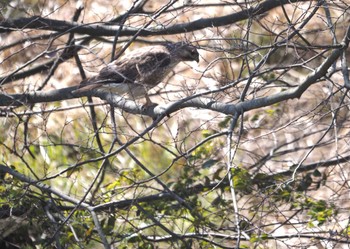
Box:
[74,46,172,93]
[112,50,172,84]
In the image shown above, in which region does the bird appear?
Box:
[73,42,199,106]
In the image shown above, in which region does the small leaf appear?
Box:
[211,196,222,206]
[202,159,218,169]
[313,169,322,177]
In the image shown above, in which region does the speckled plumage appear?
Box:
[74,42,199,104]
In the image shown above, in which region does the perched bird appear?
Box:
[73,42,199,106]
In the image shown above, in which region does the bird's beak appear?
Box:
[194,55,199,63]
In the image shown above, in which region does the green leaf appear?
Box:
[313,169,322,177]
[202,159,218,169]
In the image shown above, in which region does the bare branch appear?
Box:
[0,0,309,37]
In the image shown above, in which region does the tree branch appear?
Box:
[1,20,349,120]
[0,0,307,37]
[0,164,90,208]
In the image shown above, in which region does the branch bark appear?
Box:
[0,0,307,37]
[3,16,349,118]
[2,22,348,119]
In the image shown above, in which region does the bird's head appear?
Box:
[169,42,200,63]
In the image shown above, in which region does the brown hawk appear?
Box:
[74,42,199,105]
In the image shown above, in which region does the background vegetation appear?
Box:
[1,0,350,248]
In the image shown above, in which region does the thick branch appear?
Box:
[0,86,78,106]
[0,0,306,37]
[1,21,349,117]
[0,0,310,86]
